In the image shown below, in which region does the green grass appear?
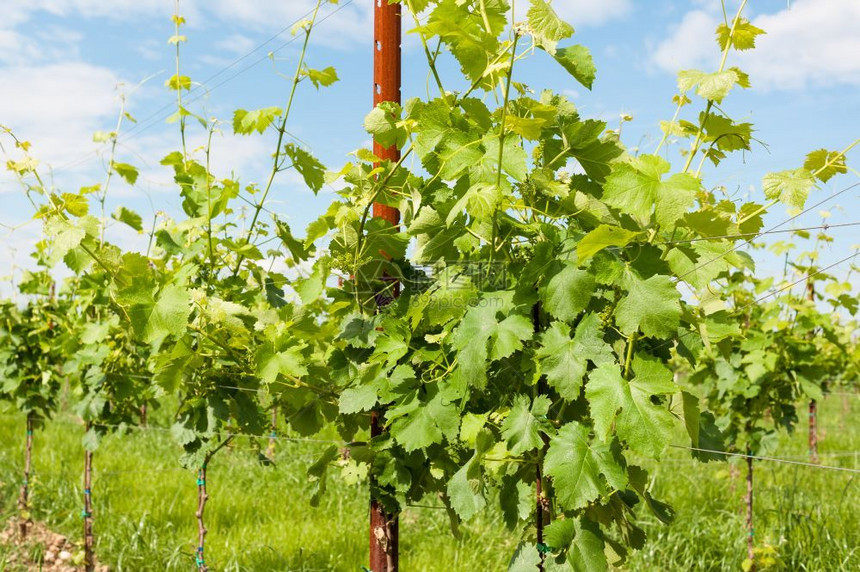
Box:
[0,412,513,571]
[629,394,860,571]
[1,395,858,571]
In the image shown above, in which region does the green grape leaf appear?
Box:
[491,315,535,360]
[665,241,731,291]
[411,99,451,159]
[701,113,752,153]
[82,426,101,452]
[544,519,575,551]
[153,336,196,393]
[284,144,326,194]
[61,193,89,217]
[447,432,492,520]
[677,69,741,103]
[481,136,529,182]
[338,383,379,415]
[536,315,614,402]
[389,384,460,451]
[584,364,628,441]
[716,18,765,51]
[275,218,313,263]
[45,218,86,266]
[803,149,847,183]
[410,0,432,12]
[308,445,340,507]
[171,422,197,446]
[79,321,112,345]
[422,0,507,83]
[501,394,551,455]
[165,74,191,91]
[111,206,143,232]
[452,299,533,388]
[438,132,485,181]
[112,162,139,185]
[614,273,681,338]
[500,476,532,530]
[505,115,548,141]
[364,102,406,149]
[120,282,191,344]
[256,346,308,385]
[566,518,607,572]
[303,65,339,88]
[544,421,627,510]
[446,182,501,226]
[527,0,574,54]
[552,45,596,90]
[585,358,676,456]
[233,107,283,135]
[577,225,642,264]
[762,168,816,209]
[144,285,191,342]
[508,543,542,572]
[603,154,699,228]
[540,263,596,322]
[562,119,623,183]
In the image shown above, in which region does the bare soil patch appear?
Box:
[0,520,108,571]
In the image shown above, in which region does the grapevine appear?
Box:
[0,1,857,571]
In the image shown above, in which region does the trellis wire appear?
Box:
[677,180,860,280]
[50,0,358,175]
[670,445,860,475]
[641,246,860,356]
[0,412,346,445]
[661,448,860,464]
[552,219,860,260]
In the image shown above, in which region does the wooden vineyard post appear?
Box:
[266,408,278,461]
[17,411,34,539]
[83,428,95,572]
[196,465,209,572]
[806,281,819,464]
[743,415,756,570]
[809,399,819,463]
[369,1,402,571]
[745,446,755,570]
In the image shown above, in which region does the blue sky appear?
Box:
[0,0,858,293]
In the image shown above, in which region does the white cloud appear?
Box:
[215,34,258,57]
[0,0,630,281]
[0,223,48,296]
[0,29,37,64]
[652,10,719,73]
[653,0,860,90]
[0,62,122,178]
[0,0,370,50]
[551,0,632,27]
[121,128,277,197]
[512,0,631,27]
[0,24,82,65]
[0,0,182,25]
[205,0,373,49]
[0,0,633,66]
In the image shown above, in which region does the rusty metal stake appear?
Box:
[369,1,401,570]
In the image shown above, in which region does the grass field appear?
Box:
[1,395,858,571]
